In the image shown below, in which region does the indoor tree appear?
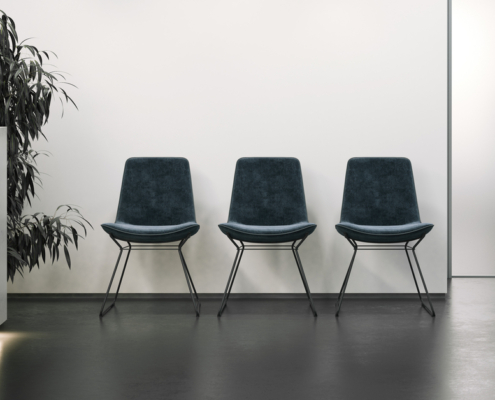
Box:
[0,11,91,281]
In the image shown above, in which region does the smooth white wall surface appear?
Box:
[0,128,6,323]
[6,0,447,294]
[453,0,495,276]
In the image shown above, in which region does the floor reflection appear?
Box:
[1,282,495,400]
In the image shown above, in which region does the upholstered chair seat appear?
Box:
[218,221,316,244]
[335,221,433,243]
[335,157,434,244]
[102,157,200,243]
[219,157,316,243]
[102,222,200,244]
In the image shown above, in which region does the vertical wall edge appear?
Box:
[447,0,453,279]
[0,127,7,324]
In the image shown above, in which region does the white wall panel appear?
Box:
[453,0,495,275]
[5,0,447,294]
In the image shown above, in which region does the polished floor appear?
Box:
[1,279,494,400]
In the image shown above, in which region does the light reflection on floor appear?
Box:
[0,332,29,362]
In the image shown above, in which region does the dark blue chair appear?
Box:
[218,157,318,316]
[335,157,435,316]
[100,158,201,317]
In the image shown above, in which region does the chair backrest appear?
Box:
[228,157,309,226]
[340,157,421,226]
[116,158,196,226]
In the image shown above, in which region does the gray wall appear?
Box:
[453,0,495,276]
[7,0,448,294]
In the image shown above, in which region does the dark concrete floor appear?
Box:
[1,279,494,400]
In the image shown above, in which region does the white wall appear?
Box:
[6,0,447,294]
[453,0,495,276]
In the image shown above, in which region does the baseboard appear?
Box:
[7,293,446,299]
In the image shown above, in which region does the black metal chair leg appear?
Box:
[335,248,357,317]
[404,238,435,317]
[411,250,435,317]
[224,246,244,306]
[218,245,244,317]
[292,240,317,317]
[405,247,424,303]
[335,255,353,306]
[181,250,200,301]
[178,238,201,317]
[412,249,435,317]
[100,240,132,317]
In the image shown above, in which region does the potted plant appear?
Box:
[0,11,91,282]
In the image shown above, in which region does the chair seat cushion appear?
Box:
[335,222,433,243]
[218,222,317,243]
[101,222,200,243]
